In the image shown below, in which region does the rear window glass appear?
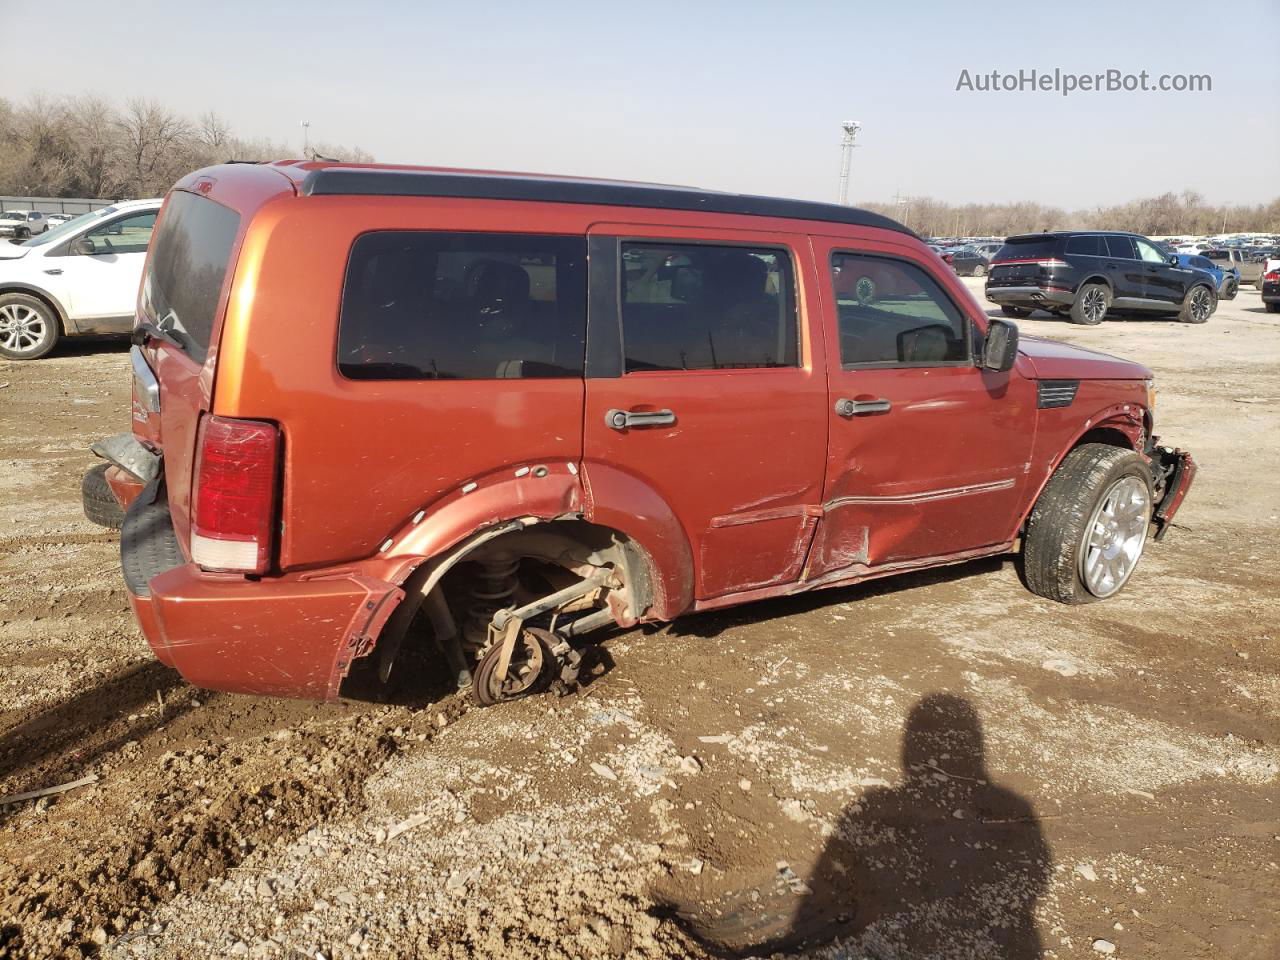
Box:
[1203,250,1227,261]
[620,242,797,372]
[1065,235,1103,256]
[338,232,586,380]
[993,237,1059,261]
[141,192,241,364]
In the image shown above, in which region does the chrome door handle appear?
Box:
[835,397,891,417]
[606,408,676,430]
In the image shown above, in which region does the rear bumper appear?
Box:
[985,284,1074,307]
[116,479,404,701]
[1151,446,1196,541]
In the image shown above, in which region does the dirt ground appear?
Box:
[1,279,1277,960]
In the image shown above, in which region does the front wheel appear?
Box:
[1179,285,1215,324]
[1266,302,1280,313]
[0,292,60,360]
[1222,278,1238,300]
[1070,283,1110,325]
[1022,443,1153,604]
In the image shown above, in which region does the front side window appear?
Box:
[831,254,968,366]
[1136,239,1166,264]
[620,242,797,372]
[83,211,157,255]
[339,232,586,380]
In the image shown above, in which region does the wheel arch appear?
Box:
[1077,273,1113,293]
[0,282,71,334]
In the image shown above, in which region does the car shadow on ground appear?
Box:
[662,555,1005,640]
[51,335,130,358]
[661,693,1052,958]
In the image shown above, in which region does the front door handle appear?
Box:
[835,397,891,417]
[606,408,677,430]
[43,268,63,275]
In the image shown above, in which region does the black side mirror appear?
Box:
[981,318,1019,372]
[1168,255,1179,266]
[72,236,96,256]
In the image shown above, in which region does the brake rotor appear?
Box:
[473,626,553,706]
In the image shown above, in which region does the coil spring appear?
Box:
[464,555,520,650]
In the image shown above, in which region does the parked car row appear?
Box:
[0,210,50,239]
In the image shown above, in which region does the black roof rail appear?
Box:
[299,168,916,237]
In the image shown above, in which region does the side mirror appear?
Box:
[72,237,96,256]
[1168,255,1179,266]
[981,318,1019,372]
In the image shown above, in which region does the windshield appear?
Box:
[22,207,118,248]
[0,212,25,221]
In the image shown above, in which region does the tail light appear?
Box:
[991,258,1071,269]
[191,416,280,574]
[1266,270,1280,282]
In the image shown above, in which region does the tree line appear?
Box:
[0,95,373,200]
[2,94,1276,238]
[861,190,1280,239]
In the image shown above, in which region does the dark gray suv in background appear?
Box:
[985,230,1218,325]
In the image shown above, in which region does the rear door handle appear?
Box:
[606,408,676,430]
[835,397,891,417]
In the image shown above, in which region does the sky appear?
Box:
[2,0,1277,209]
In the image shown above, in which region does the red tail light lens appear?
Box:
[191,416,280,573]
[1266,270,1280,282]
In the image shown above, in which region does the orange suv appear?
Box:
[85,162,1196,704]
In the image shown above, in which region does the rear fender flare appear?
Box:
[579,461,694,620]
[1078,274,1112,295]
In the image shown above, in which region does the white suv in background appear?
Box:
[0,199,161,359]
[0,210,49,239]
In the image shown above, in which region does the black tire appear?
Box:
[1022,443,1153,605]
[82,463,125,529]
[1001,305,1031,318]
[1178,284,1215,324]
[1222,278,1238,300]
[15,226,29,240]
[0,292,60,360]
[1070,283,1110,325]
[1266,302,1280,313]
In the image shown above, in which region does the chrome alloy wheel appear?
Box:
[1082,286,1108,323]
[0,302,50,354]
[1189,287,1213,322]
[1079,476,1151,598]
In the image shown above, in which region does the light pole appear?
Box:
[301,120,311,158]
[837,121,862,206]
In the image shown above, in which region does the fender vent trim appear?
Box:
[1037,379,1079,409]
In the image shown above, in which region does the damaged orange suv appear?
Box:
[85,162,1196,705]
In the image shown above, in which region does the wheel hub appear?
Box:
[1080,476,1151,598]
[0,304,47,353]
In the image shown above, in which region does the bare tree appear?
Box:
[114,99,195,197]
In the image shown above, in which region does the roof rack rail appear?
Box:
[299,168,915,237]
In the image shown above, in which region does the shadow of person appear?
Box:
[783,693,1051,957]
[669,693,1051,958]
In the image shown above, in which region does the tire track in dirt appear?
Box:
[0,664,469,959]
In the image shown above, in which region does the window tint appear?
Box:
[1191,256,1214,270]
[620,242,797,372]
[1136,239,1167,264]
[141,192,241,365]
[993,237,1060,261]
[1065,235,1103,256]
[831,253,968,366]
[84,211,156,255]
[338,232,586,380]
[1105,236,1138,259]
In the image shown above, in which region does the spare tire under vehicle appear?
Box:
[82,463,126,530]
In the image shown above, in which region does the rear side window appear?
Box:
[993,237,1059,261]
[339,232,586,380]
[1203,250,1227,261]
[831,253,968,366]
[1105,236,1138,259]
[1190,256,1214,270]
[1065,235,1103,256]
[141,192,241,364]
[620,242,797,372]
